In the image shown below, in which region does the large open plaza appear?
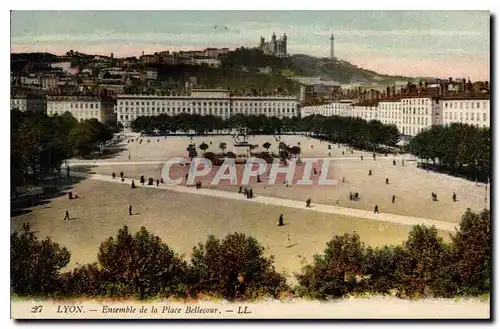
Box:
[11,134,488,284]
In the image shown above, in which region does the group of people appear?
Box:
[349,192,360,201]
[238,186,254,199]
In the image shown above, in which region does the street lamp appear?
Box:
[475,159,478,186]
[485,175,489,210]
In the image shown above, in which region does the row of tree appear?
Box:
[11,209,490,300]
[11,110,114,190]
[130,113,400,150]
[407,123,491,181]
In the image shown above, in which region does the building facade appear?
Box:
[259,33,288,58]
[47,96,115,123]
[115,90,298,128]
[301,94,490,137]
[11,92,47,113]
[440,97,490,128]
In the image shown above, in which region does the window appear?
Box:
[466,113,469,120]
[90,103,94,109]
[483,113,487,121]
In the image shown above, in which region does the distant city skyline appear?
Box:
[11,11,490,80]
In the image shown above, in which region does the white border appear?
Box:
[2,2,497,328]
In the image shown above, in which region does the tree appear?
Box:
[199,142,209,154]
[395,225,446,298]
[262,142,271,152]
[11,232,70,296]
[219,142,227,154]
[433,209,491,297]
[296,233,365,299]
[97,226,188,299]
[189,233,289,300]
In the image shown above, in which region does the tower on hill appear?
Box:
[330,34,336,60]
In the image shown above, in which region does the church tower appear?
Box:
[271,33,277,54]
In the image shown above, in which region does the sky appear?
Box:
[10,11,490,80]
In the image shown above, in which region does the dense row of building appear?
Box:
[115,89,299,127]
[301,80,490,136]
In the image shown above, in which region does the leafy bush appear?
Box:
[11,232,70,296]
[96,226,188,299]
[432,209,491,297]
[189,233,289,300]
[295,233,365,299]
[394,225,446,298]
[359,245,405,295]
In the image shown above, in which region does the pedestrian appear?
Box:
[129,205,133,216]
[342,151,344,155]
[335,199,339,205]
[453,192,457,202]
[68,191,73,200]
[156,178,160,187]
[131,180,136,188]
[160,177,164,184]
[244,188,248,198]
[386,178,389,184]
[392,195,396,203]
[369,169,372,176]
[25,222,30,233]
[63,210,70,220]
[238,186,243,193]
[112,172,116,179]
[374,205,379,214]
[393,160,396,166]
[120,172,124,178]
[257,175,261,183]
[361,155,364,160]
[249,189,253,199]
[278,214,284,226]
[306,198,311,208]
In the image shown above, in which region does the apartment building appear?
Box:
[47,95,115,123]
[115,89,299,128]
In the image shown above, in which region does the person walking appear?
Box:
[386,178,389,184]
[453,192,457,202]
[156,178,160,187]
[129,205,133,216]
[112,172,116,179]
[278,214,284,226]
[63,210,70,220]
[131,180,136,188]
[392,195,396,203]
[306,198,312,208]
[374,205,379,214]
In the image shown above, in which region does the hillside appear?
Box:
[290,54,415,84]
[220,48,416,84]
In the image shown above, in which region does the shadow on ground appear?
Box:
[10,167,94,218]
